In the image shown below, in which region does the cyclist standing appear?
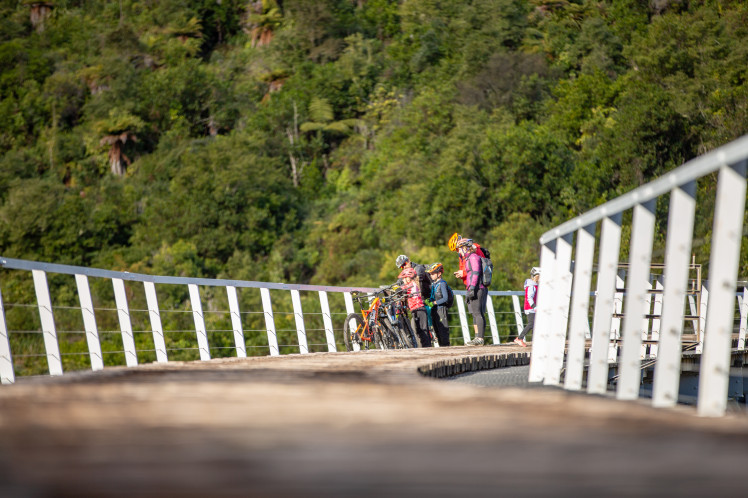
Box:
[456,238,487,346]
[398,267,432,347]
[515,267,540,347]
[426,262,451,347]
[396,254,432,301]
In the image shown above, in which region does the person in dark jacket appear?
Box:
[395,254,432,300]
[426,262,451,347]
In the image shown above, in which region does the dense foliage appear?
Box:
[1,1,748,369]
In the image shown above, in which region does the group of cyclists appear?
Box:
[394,233,539,348]
[345,232,539,350]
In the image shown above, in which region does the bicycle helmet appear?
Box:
[448,233,462,252]
[398,268,416,279]
[395,254,409,268]
[531,267,541,277]
[456,238,473,250]
[427,262,443,274]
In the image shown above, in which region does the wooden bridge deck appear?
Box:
[1,344,747,497]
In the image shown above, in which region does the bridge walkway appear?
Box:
[1,345,748,496]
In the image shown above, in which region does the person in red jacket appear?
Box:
[455,238,487,346]
[398,267,432,347]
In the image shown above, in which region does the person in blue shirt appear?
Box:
[426,262,452,347]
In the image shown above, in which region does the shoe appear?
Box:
[465,337,484,346]
[513,337,522,345]
[519,339,527,347]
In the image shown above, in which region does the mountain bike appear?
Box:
[375,285,420,349]
[343,285,416,351]
[380,286,419,348]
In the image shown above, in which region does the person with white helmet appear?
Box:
[515,267,540,347]
[395,254,431,300]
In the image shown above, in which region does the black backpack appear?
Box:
[445,283,455,308]
[479,248,493,288]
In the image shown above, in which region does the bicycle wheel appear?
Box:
[397,316,419,348]
[373,325,388,350]
[343,313,366,351]
[377,320,397,349]
[388,319,409,349]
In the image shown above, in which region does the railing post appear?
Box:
[617,200,656,400]
[343,292,360,352]
[649,278,663,358]
[738,287,747,351]
[455,295,471,344]
[511,295,524,339]
[226,286,246,358]
[529,241,557,383]
[609,273,625,363]
[587,213,622,395]
[0,284,15,384]
[74,274,104,371]
[343,292,355,315]
[144,281,168,363]
[698,161,747,417]
[291,290,309,354]
[260,287,279,356]
[318,291,336,352]
[640,280,653,359]
[112,278,138,367]
[687,295,698,334]
[697,283,709,354]
[652,182,697,407]
[486,295,499,344]
[32,270,63,376]
[564,223,596,391]
[545,234,573,386]
[187,284,211,361]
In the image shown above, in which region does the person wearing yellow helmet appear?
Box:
[457,239,487,346]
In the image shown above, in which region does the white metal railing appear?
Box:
[0,256,525,384]
[531,134,748,417]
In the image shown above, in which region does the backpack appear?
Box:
[444,282,455,309]
[479,248,493,288]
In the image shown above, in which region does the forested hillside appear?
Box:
[2,0,748,291]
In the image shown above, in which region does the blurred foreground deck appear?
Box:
[1,344,748,497]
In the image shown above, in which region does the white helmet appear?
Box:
[531,267,541,277]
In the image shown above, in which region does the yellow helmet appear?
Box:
[448,233,462,252]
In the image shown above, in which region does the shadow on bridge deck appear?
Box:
[1,344,747,497]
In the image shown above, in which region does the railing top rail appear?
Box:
[0,256,376,293]
[0,256,524,296]
[540,133,748,244]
